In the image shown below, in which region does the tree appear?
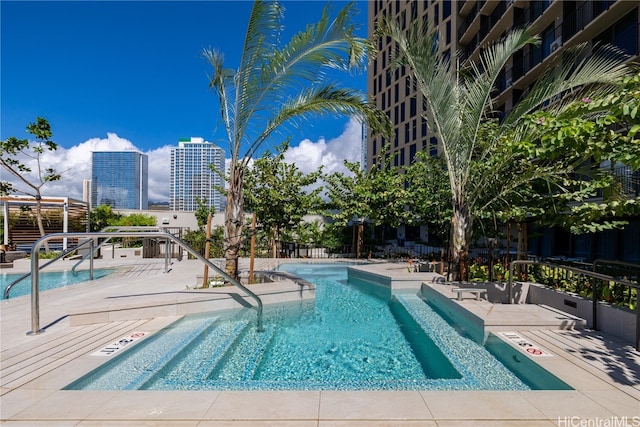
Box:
[244,142,324,257]
[405,152,452,246]
[204,0,391,278]
[377,19,632,278]
[324,151,412,256]
[512,72,640,234]
[89,204,122,232]
[194,197,217,231]
[1,117,62,251]
[112,213,157,227]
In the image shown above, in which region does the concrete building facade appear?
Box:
[366,0,639,261]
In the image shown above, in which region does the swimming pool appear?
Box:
[1,268,116,299]
[65,263,571,391]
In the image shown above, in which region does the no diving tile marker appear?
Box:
[498,332,553,357]
[91,332,147,356]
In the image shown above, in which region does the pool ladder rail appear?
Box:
[21,230,264,335]
[3,238,98,300]
[4,226,168,300]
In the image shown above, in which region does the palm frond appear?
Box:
[203,48,238,157]
[223,1,378,164]
[505,43,632,127]
[243,84,390,163]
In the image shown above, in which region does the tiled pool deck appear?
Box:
[1,256,638,426]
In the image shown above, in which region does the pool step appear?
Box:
[141,314,252,389]
[124,314,227,390]
[393,293,529,390]
[66,314,220,390]
[211,323,276,381]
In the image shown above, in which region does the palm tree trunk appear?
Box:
[224,164,244,280]
[451,201,472,281]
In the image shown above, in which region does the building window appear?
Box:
[594,9,638,56]
[443,0,451,19]
[446,20,451,45]
[542,24,554,59]
[409,143,417,163]
[430,136,438,157]
[410,97,417,117]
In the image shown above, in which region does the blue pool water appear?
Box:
[65,263,571,391]
[1,268,116,299]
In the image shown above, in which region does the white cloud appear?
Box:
[2,118,363,204]
[146,145,172,201]
[284,116,363,176]
[3,133,172,202]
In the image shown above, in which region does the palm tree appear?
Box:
[205,1,390,279]
[376,18,631,279]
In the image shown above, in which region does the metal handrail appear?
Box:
[3,238,95,299]
[27,231,263,335]
[593,259,640,278]
[508,259,639,351]
[71,226,168,273]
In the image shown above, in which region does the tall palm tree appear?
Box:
[205,1,390,279]
[376,18,631,279]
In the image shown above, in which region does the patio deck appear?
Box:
[1,257,638,425]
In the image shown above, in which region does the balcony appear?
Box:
[563,1,615,42]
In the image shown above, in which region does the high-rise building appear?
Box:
[367,0,639,168]
[91,151,148,210]
[82,179,91,206]
[170,137,226,212]
[367,1,639,260]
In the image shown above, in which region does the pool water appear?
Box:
[1,268,116,299]
[65,263,571,391]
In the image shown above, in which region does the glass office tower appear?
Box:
[91,151,148,210]
[170,137,226,212]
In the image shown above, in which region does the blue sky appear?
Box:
[1,0,369,201]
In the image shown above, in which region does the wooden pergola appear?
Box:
[0,195,88,251]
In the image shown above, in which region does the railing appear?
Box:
[71,226,170,274]
[508,260,639,351]
[3,238,96,299]
[26,231,264,335]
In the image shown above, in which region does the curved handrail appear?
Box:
[71,226,168,274]
[27,231,264,335]
[3,239,95,299]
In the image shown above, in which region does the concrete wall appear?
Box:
[526,283,637,344]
